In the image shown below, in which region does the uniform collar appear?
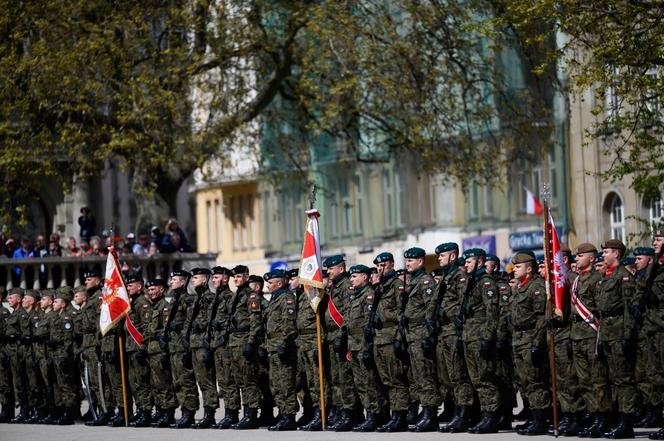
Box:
[605,264,619,277]
[380,270,397,284]
[271,287,287,298]
[519,275,531,288]
[408,267,424,278]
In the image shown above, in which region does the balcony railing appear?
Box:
[0,253,217,290]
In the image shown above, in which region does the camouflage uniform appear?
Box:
[126,292,153,415]
[208,284,238,410]
[0,298,13,419]
[49,295,79,414]
[145,294,178,414]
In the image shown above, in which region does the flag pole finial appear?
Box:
[541,183,551,207]
[308,183,317,210]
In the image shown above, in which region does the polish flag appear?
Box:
[299,209,325,311]
[524,187,543,215]
[547,213,569,318]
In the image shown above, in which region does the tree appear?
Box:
[0,0,553,229]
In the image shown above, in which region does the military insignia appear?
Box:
[249,300,260,311]
[64,322,72,330]
[501,295,508,302]
[499,286,508,292]
[34,322,39,327]
[487,290,494,297]
[460,278,466,282]
[143,305,148,309]
[287,300,294,305]
[287,309,294,314]
[426,288,432,295]
[484,282,492,287]
[622,277,630,282]
[367,296,373,301]
[144,312,149,320]
[398,286,405,292]
[423,280,430,285]
[64,316,69,320]
[534,290,542,296]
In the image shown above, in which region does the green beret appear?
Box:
[73,285,87,294]
[655,226,664,238]
[263,269,287,281]
[633,246,655,256]
[404,247,425,259]
[55,287,73,302]
[373,252,394,264]
[596,252,604,262]
[486,254,500,263]
[457,256,466,266]
[349,264,372,275]
[601,239,626,254]
[512,251,536,264]
[576,243,597,255]
[323,255,345,268]
[463,248,486,259]
[435,242,458,254]
[24,289,40,301]
[621,257,636,266]
[8,287,24,297]
[41,289,55,299]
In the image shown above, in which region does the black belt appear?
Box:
[267,331,284,338]
[297,329,316,335]
[513,323,535,331]
[348,328,364,336]
[598,310,622,319]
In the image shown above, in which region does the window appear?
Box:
[383,170,394,229]
[605,68,620,122]
[396,172,405,227]
[649,195,664,228]
[262,192,272,246]
[231,196,240,250]
[294,193,303,240]
[207,201,215,252]
[606,193,625,242]
[429,178,438,223]
[548,146,558,203]
[328,179,339,238]
[354,175,363,233]
[644,69,660,116]
[215,199,223,252]
[532,166,542,198]
[518,162,527,212]
[484,185,493,217]
[469,180,479,219]
[341,178,351,235]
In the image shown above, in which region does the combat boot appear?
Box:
[406,402,420,425]
[297,405,313,427]
[353,411,378,432]
[0,403,15,423]
[269,413,297,431]
[514,405,531,421]
[150,407,164,425]
[409,406,438,432]
[130,409,152,428]
[578,412,610,438]
[214,408,238,429]
[85,409,113,426]
[25,407,44,424]
[172,408,195,429]
[440,405,471,433]
[468,411,500,434]
[153,408,175,428]
[56,407,75,426]
[560,412,582,436]
[234,407,259,430]
[639,406,664,428]
[258,406,276,427]
[438,397,456,423]
[108,408,127,427]
[333,409,355,432]
[325,406,339,429]
[192,406,216,429]
[381,410,408,432]
[556,412,573,434]
[604,413,635,439]
[299,407,323,431]
[517,409,548,436]
[41,406,60,424]
[650,427,664,440]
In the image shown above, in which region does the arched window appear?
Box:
[605,193,625,242]
[649,195,664,227]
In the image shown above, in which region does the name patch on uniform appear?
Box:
[288,309,294,314]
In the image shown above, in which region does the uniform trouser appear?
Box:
[327,340,356,410]
[297,338,331,407]
[374,343,409,411]
[214,346,240,410]
[463,340,500,412]
[572,337,612,413]
[38,356,53,408]
[603,339,637,414]
[259,352,274,410]
[24,353,43,407]
[406,337,440,407]
[53,353,78,408]
[554,336,580,413]
[148,353,177,410]
[170,351,200,411]
[0,348,13,407]
[646,332,664,407]
[513,343,550,411]
[349,349,384,414]
[268,351,299,414]
[636,336,652,406]
[228,345,261,409]
[128,351,153,411]
[9,344,26,406]
[103,352,125,409]
[82,347,113,412]
[192,347,219,409]
[438,334,474,406]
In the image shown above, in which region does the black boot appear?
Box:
[269,413,297,431]
[579,412,610,438]
[650,427,664,440]
[333,409,355,432]
[41,406,60,424]
[639,406,664,428]
[130,409,152,428]
[56,407,75,426]
[515,405,531,421]
[297,406,313,427]
[438,397,456,423]
[441,405,471,433]
[26,407,44,424]
[234,407,259,430]
[468,411,500,434]
[108,408,128,427]
[299,407,323,431]
[353,411,378,432]
[193,406,216,429]
[517,409,548,435]
[409,406,438,432]
[604,413,635,439]
[406,402,420,425]
[0,403,14,423]
[556,412,573,434]
[326,406,339,430]
[85,409,113,426]
[560,412,582,436]
[258,406,276,427]
[150,408,164,425]
[153,409,175,428]
[380,410,408,432]
[172,408,195,429]
[214,408,239,429]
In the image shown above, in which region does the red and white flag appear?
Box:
[525,187,543,215]
[570,276,599,332]
[547,213,569,318]
[100,247,142,345]
[298,209,324,311]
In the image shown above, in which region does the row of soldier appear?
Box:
[0,230,662,438]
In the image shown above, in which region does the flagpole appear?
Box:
[315,300,326,430]
[542,184,559,437]
[118,334,130,426]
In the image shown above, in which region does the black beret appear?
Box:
[323,255,345,268]
[486,254,500,263]
[633,246,655,256]
[435,243,458,254]
[621,257,636,266]
[191,267,212,276]
[0,286,5,297]
[404,247,426,259]
[264,270,287,281]
[124,274,143,285]
[84,269,102,279]
[396,269,406,276]
[287,269,299,278]
[146,279,167,288]
[170,269,191,278]
[463,248,486,259]
[457,256,466,266]
[373,252,394,264]
[248,275,264,284]
[596,252,604,262]
[322,269,329,278]
[349,264,372,275]
[431,268,444,277]
[231,265,249,275]
[211,266,232,276]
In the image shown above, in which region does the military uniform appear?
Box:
[32,291,56,422]
[494,272,517,427]
[0,289,14,422]
[18,294,41,420]
[402,247,439,431]
[264,271,299,430]
[125,288,153,426]
[5,288,26,422]
[644,240,664,440]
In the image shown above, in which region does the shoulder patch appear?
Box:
[484,282,492,287]
[249,299,260,311]
[423,280,430,285]
[143,304,148,308]
[534,290,542,296]
[367,295,373,301]
[286,300,294,305]
[622,277,630,282]
[459,278,466,283]
[486,290,494,298]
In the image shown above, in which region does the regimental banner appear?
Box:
[547,213,569,318]
[298,209,324,311]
